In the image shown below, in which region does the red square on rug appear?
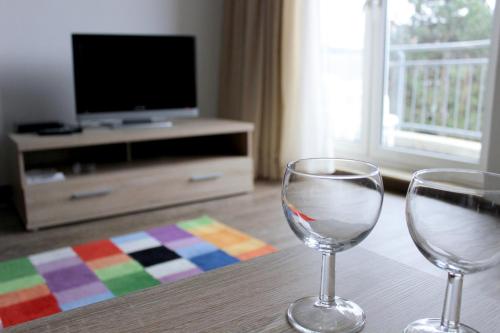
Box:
[0,294,60,327]
[74,240,122,261]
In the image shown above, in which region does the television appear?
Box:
[72,34,198,126]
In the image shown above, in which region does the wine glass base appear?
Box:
[403,318,479,333]
[287,296,365,333]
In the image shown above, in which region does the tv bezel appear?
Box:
[72,33,199,126]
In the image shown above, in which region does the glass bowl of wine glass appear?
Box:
[405,168,500,333]
[282,158,384,333]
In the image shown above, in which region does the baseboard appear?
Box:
[0,185,12,206]
[382,176,409,195]
[380,168,411,195]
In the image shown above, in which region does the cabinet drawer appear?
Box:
[25,157,253,229]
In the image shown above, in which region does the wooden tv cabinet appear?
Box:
[9,118,254,230]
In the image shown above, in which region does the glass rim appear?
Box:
[285,158,380,180]
[412,168,500,193]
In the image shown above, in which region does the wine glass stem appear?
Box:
[319,253,336,305]
[441,272,464,329]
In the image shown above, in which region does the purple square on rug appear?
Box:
[148,224,193,243]
[43,263,100,292]
[35,256,83,274]
[164,236,202,250]
[54,281,110,304]
[159,267,202,283]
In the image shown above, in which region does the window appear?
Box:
[320,0,499,171]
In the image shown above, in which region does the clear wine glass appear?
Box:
[405,169,500,333]
[282,158,384,333]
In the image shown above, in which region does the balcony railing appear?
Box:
[388,40,490,141]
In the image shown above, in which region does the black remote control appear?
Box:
[37,125,83,136]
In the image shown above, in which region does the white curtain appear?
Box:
[280,0,335,167]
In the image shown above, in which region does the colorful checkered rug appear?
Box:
[0,216,277,328]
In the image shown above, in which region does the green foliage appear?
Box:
[391,0,493,44]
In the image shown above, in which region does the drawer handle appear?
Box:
[70,188,113,200]
[189,172,224,182]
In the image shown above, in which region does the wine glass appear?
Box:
[282,158,384,333]
[405,169,500,333]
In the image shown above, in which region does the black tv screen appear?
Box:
[72,34,197,115]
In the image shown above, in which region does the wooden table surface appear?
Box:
[8,245,500,333]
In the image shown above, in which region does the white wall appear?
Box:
[0,0,223,185]
[0,89,5,185]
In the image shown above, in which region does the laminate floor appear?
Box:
[1,181,499,301]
